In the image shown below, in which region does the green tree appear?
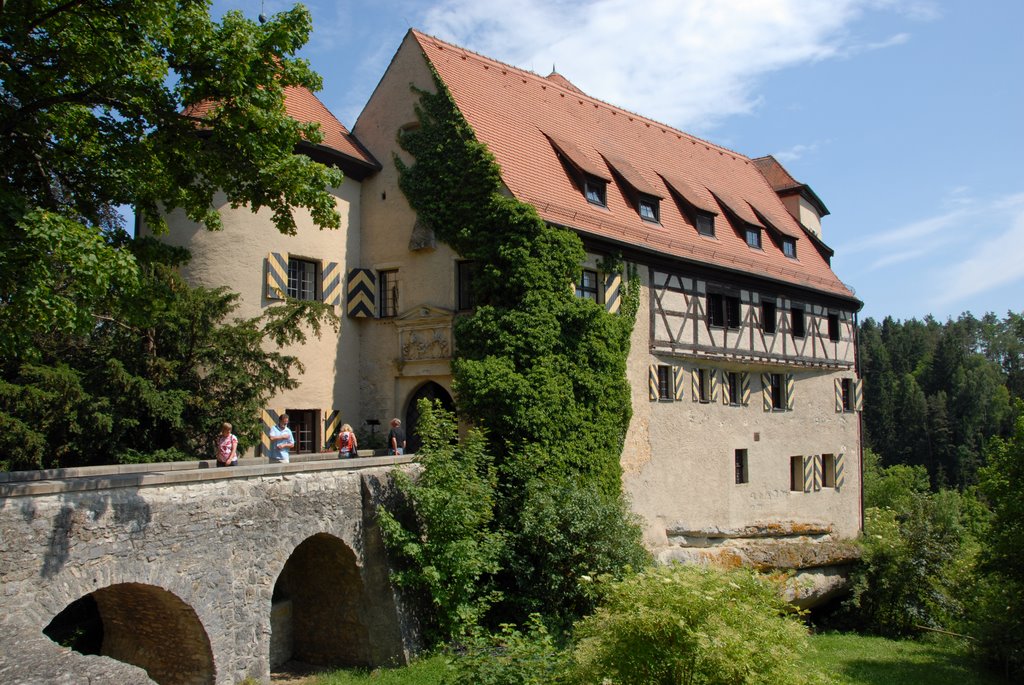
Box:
[0,1,343,468]
[1,0,343,360]
[377,400,506,645]
[974,414,1024,675]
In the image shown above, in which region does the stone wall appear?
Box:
[0,457,416,684]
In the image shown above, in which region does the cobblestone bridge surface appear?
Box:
[0,453,419,685]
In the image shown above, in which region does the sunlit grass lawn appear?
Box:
[806,632,1008,685]
[309,632,1008,684]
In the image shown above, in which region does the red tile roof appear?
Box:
[183,86,377,168]
[410,30,854,301]
[753,155,830,218]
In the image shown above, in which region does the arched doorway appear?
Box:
[270,533,369,669]
[404,381,455,454]
[43,583,214,685]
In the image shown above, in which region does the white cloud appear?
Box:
[420,0,917,131]
[841,209,969,255]
[931,206,1024,307]
[774,143,820,163]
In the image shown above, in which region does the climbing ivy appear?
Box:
[396,69,647,631]
[396,69,636,499]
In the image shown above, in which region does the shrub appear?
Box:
[377,400,505,644]
[444,615,569,685]
[568,564,827,685]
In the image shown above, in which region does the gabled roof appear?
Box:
[409,30,854,301]
[184,85,379,176]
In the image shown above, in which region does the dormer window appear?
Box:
[782,237,796,258]
[584,176,607,206]
[638,195,659,222]
[696,213,715,237]
[746,227,762,249]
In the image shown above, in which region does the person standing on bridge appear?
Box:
[269,413,294,464]
[337,423,358,458]
[215,422,239,467]
[387,418,406,456]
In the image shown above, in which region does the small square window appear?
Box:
[657,365,673,400]
[828,313,841,342]
[576,268,600,302]
[790,456,805,492]
[822,454,837,488]
[762,300,777,334]
[287,258,320,301]
[791,307,805,338]
[783,238,796,259]
[379,269,399,318]
[696,213,715,237]
[708,294,740,329]
[639,196,659,222]
[746,227,762,249]
[584,177,606,206]
[726,296,741,329]
[735,449,749,484]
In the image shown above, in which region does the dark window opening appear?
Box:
[584,176,606,206]
[708,293,740,329]
[286,409,318,453]
[735,449,748,484]
[577,268,600,302]
[379,269,399,317]
[457,261,478,311]
[770,373,785,410]
[726,372,740,405]
[841,378,853,411]
[746,227,762,249]
[783,238,796,259]
[287,258,319,301]
[762,300,777,333]
[696,213,715,237]
[657,365,673,400]
[697,368,711,402]
[639,196,659,222]
[791,307,805,338]
[828,312,841,341]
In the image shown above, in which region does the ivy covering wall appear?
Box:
[395,68,638,501]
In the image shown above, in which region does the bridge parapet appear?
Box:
[0,456,420,684]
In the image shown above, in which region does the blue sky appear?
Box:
[215,0,1023,323]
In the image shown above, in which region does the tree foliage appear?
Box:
[859,313,1020,488]
[393,69,646,636]
[0,238,336,471]
[0,1,343,468]
[377,400,506,645]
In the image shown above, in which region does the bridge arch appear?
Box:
[271,532,371,669]
[403,380,455,453]
[43,582,214,685]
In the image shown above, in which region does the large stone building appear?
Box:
[152,30,864,586]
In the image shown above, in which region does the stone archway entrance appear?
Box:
[43,583,214,685]
[270,533,370,669]
[404,381,455,454]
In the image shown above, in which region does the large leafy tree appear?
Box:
[0,1,343,468]
[1,0,342,359]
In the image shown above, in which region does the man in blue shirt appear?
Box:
[269,414,294,463]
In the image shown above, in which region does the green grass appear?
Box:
[309,632,1008,685]
[806,632,1008,685]
[310,654,448,685]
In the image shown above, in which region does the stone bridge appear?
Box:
[0,454,420,685]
